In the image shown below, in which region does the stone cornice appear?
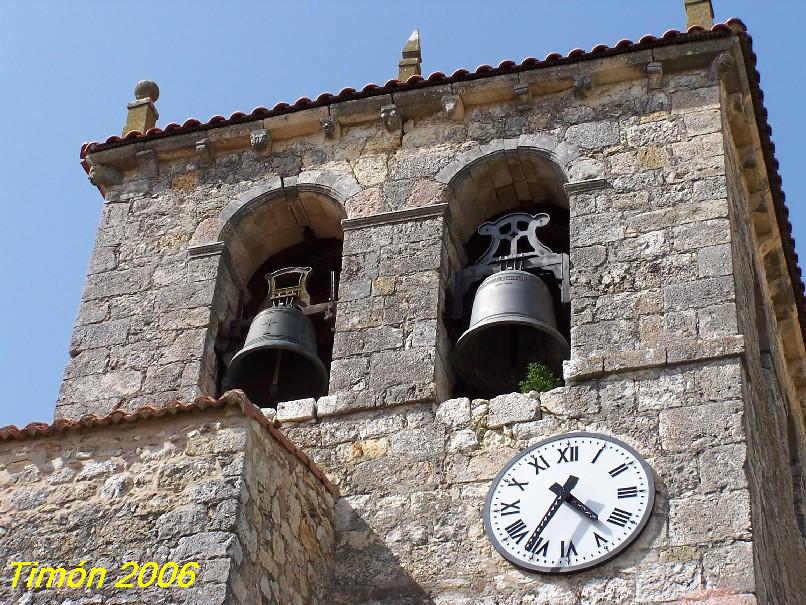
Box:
[84,37,737,176]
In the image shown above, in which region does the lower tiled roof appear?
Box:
[0,390,338,497]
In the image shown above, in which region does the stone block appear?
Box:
[626,120,681,147]
[277,398,317,423]
[669,491,751,545]
[186,426,247,456]
[635,561,702,603]
[435,397,472,429]
[659,400,744,451]
[697,243,733,277]
[698,444,747,492]
[697,303,738,337]
[565,120,620,149]
[83,267,151,300]
[703,541,755,593]
[332,325,404,359]
[672,219,730,252]
[66,370,143,403]
[69,319,130,353]
[570,212,625,244]
[663,276,734,311]
[487,392,540,428]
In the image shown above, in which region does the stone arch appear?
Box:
[205,171,360,286]
[437,136,575,399]
[435,135,577,244]
[188,170,361,402]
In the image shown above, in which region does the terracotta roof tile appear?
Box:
[0,391,338,497]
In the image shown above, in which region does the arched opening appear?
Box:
[445,149,570,399]
[214,186,346,407]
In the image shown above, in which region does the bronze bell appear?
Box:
[228,267,328,408]
[452,270,569,395]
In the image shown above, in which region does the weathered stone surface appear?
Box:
[486,392,540,428]
[0,406,335,605]
[277,398,317,423]
[669,491,752,544]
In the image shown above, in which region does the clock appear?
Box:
[483,432,655,574]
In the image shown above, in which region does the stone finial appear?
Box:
[684,0,714,29]
[398,30,422,81]
[123,80,160,136]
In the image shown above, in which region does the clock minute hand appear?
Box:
[550,482,599,521]
[524,475,579,553]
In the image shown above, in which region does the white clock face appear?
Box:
[484,432,655,574]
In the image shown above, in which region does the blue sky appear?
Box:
[0,1,802,427]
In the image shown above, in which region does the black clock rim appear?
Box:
[483,431,656,575]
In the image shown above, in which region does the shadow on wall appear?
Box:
[329,500,436,605]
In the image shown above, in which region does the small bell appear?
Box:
[228,267,328,408]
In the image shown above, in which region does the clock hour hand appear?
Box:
[524,475,578,553]
[550,482,599,521]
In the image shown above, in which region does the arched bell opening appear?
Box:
[445,149,571,399]
[214,186,345,408]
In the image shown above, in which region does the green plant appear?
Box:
[518,362,560,394]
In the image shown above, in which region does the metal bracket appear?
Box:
[451,212,570,319]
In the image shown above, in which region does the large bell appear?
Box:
[453,270,569,394]
[228,306,329,408]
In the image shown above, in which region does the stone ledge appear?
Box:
[565,335,746,383]
[342,203,447,230]
[564,178,611,194]
[188,241,226,258]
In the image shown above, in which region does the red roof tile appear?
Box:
[0,390,339,497]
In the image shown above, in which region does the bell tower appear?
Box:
[42,2,806,603]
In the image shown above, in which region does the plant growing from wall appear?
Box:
[518,362,560,394]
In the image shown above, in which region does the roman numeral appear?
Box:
[527,454,550,474]
[504,519,529,544]
[505,477,529,491]
[592,445,606,464]
[526,536,550,556]
[594,532,609,548]
[607,507,633,527]
[497,500,520,516]
[560,539,578,558]
[556,445,579,464]
[609,463,629,477]
[618,486,639,499]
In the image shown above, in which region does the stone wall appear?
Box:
[0,398,335,604]
[721,104,806,602]
[284,359,756,604]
